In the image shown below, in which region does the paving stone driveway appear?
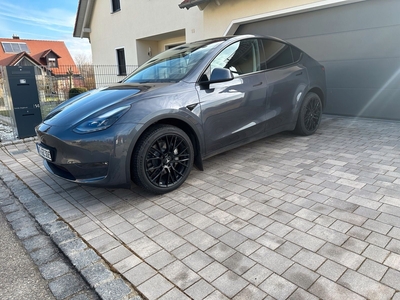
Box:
[1,115,400,300]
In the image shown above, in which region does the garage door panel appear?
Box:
[323,59,400,90]
[236,0,400,119]
[288,25,400,62]
[326,88,400,120]
[236,0,400,40]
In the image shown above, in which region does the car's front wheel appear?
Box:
[132,125,194,194]
[295,92,322,136]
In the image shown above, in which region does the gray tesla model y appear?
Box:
[36,35,326,194]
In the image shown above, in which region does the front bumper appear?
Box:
[35,123,133,188]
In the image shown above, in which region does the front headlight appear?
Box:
[73,105,131,134]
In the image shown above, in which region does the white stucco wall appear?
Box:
[86,0,356,84]
[89,0,203,67]
[202,0,324,37]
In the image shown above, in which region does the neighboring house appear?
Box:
[74,0,400,120]
[0,36,80,99]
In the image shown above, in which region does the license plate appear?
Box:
[37,144,52,161]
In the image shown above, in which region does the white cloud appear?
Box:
[63,37,92,63]
[0,3,75,30]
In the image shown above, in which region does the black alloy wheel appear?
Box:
[295,92,322,136]
[132,125,194,194]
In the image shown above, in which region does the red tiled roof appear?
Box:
[0,37,78,75]
[0,52,42,66]
[40,49,61,59]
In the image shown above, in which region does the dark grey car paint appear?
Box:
[36,35,326,189]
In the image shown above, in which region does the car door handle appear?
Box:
[295,72,303,76]
[253,82,263,87]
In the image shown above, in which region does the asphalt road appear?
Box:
[0,208,55,300]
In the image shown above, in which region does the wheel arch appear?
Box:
[307,87,325,109]
[128,116,204,183]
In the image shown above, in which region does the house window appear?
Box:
[48,57,57,68]
[1,42,30,53]
[116,48,126,76]
[111,0,121,12]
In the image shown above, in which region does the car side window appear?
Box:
[260,39,294,70]
[207,39,261,78]
[291,46,302,62]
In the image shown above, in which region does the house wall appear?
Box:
[89,0,203,68]
[88,0,340,68]
[202,0,322,37]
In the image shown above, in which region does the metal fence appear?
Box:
[0,64,138,141]
[36,64,138,117]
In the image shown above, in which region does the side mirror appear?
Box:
[209,68,234,83]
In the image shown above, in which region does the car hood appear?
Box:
[43,83,172,127]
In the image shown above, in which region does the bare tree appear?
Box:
[74,53,92,65]
[73,53,96,90]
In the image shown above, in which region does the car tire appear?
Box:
[132,125,194,194]
[294,92,322,136]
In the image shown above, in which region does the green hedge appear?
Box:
[69,87,88,99]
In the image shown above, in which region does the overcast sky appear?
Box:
[0,0,92,61]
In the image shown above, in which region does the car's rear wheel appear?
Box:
[295,92,322,136]
[132,125,194,194]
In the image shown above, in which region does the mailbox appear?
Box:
[5,66,42,139]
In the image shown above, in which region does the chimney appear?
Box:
[12,34,20,39]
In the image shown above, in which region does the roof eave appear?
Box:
[73,0,94,39]
[179,0,211,10]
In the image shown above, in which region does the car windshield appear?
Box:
[123,39,225,83]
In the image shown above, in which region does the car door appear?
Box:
[260,39,309,130]
[196,39,268,155]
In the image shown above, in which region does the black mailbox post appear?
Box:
[6,66,42,139]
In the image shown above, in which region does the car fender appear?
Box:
[123,109,205,181]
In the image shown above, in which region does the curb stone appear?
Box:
[0,163,142,300]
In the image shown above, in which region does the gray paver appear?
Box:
[383,252,400,269]
[318,243,365,270]
[242,264,272,286]
[362,244,390,263]
[4,116,400,299]
[185,279,215,300]
[282,263,320,290]
[160,260,200,290]
[124,262,157,286]
[292,249,326,271]
[250,246,293,275]
[259,273,296,300]
[159,288,191,300]
[285,229,326,251]
[199,261,228,283]
[233,284,266,300]
[309,277,364,300]
[338,269,395,299]
[358,259,388,281]
[212,271,248,299]
[222,252,256,275]
[317,259,346,282]
[382,269,400,291]
[137,274,174,300]
[183,250,213,272]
